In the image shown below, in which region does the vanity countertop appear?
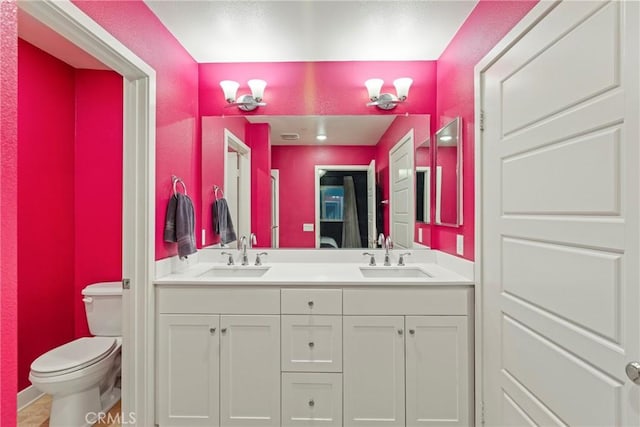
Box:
[154,260,473,287]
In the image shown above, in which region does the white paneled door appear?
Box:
[389,130,415,249]
[481,1,640,425]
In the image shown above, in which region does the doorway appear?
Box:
[223,129,250,246]
[314,165,375,249]
[17,1,155,423]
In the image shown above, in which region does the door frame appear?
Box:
[270,169,280,248]
[473,1,564,424]
[17,0,156,423]
[388,129,415,249]
[223,129,251,243]
[314,164,369,248]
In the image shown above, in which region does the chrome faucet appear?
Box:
[383,236,393,266]
[239,236,249,266]
[249,232,257,248]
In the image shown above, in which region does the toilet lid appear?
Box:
[31,337,117,375]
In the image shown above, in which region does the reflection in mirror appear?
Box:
[202,115,431,248]
[415,139,430,224]
[435,117,462,227]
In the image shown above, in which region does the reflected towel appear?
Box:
[213,198,237,244]
[164,193,197,259]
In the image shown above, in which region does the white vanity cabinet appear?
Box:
[155,284,473,427]
[157,288,281,427]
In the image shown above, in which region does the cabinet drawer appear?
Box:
[281,289,342,315]
[282,316,342,372]
[158,287,279,314]
[282,373,342,427]
[343,287,472,315]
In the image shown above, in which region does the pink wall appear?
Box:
[74,0,200,260]
[247,123,272,247]
[201,116,247,247]
[434,0,538,260]
[17,39,76,392]
[74,70,123,338]
[1,1,18,422]
[200,61,437,117]
[272,145,377,248]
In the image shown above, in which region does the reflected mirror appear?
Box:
[434,117,462,227]
[415,138,430,224]
[202,114,431,248]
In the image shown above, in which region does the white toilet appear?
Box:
[29,282,123,427]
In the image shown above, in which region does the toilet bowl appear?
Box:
[29,282,123,427]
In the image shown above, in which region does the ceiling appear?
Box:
[246,115,398,146]
[144,0,478,63]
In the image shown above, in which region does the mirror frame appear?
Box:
[434,117,463,227]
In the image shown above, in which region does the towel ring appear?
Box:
[172,176,187,196]
[214,185,224,200]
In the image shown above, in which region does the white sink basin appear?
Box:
[199,266,270,278]
[359,267,432,279]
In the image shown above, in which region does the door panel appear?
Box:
[406,316,470,426]
[220,315,280,426]
[158,315,219,427]
[343,316,405,426]
[389,131,415,249]
[482,1,640,425]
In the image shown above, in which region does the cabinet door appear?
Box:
[406,316,471,426]
[220,315,280,426]
[343,316,405,426]
[158,314,219,427]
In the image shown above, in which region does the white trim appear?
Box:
[314,164,370,248]
[270,169,280,248]
[223,129,251,242]
[388,129,415,249]
[435,166,442,224]
[17,385,44,411]
[17,1,157,424]
[415,166,430,225]
[473,2,560,425]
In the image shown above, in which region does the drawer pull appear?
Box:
[398,329,404,335]
[209,327,216,334]
[308,399,315,407]
[308,300,314,308]
[308,342,315,348]
[409,329,415,335]
[221,328,227,334]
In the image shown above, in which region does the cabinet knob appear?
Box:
[398,329,404,335]
[308,300,314,308]
[409,329,415,335]
[308,342,315,348]
[308,399,315,407]
[221,328,227,334]
[209,327,216,334]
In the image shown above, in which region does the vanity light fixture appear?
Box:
[220,79,267,111]
[316,134,328,141]
[365,77,413,110]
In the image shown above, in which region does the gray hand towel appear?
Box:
[175,193,197,259]
[213,198,237,244]
[163,194,178,242]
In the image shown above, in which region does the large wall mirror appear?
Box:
[434,117,462,227]
[202,114,432,249]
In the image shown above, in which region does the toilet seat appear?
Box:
[30,337,117,378]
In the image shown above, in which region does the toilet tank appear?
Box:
[82,281,122,336]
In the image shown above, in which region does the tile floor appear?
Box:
[18,395,122,427]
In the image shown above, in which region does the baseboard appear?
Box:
[18,385,44,411]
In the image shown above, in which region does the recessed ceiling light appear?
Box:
[316,134,327,141]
